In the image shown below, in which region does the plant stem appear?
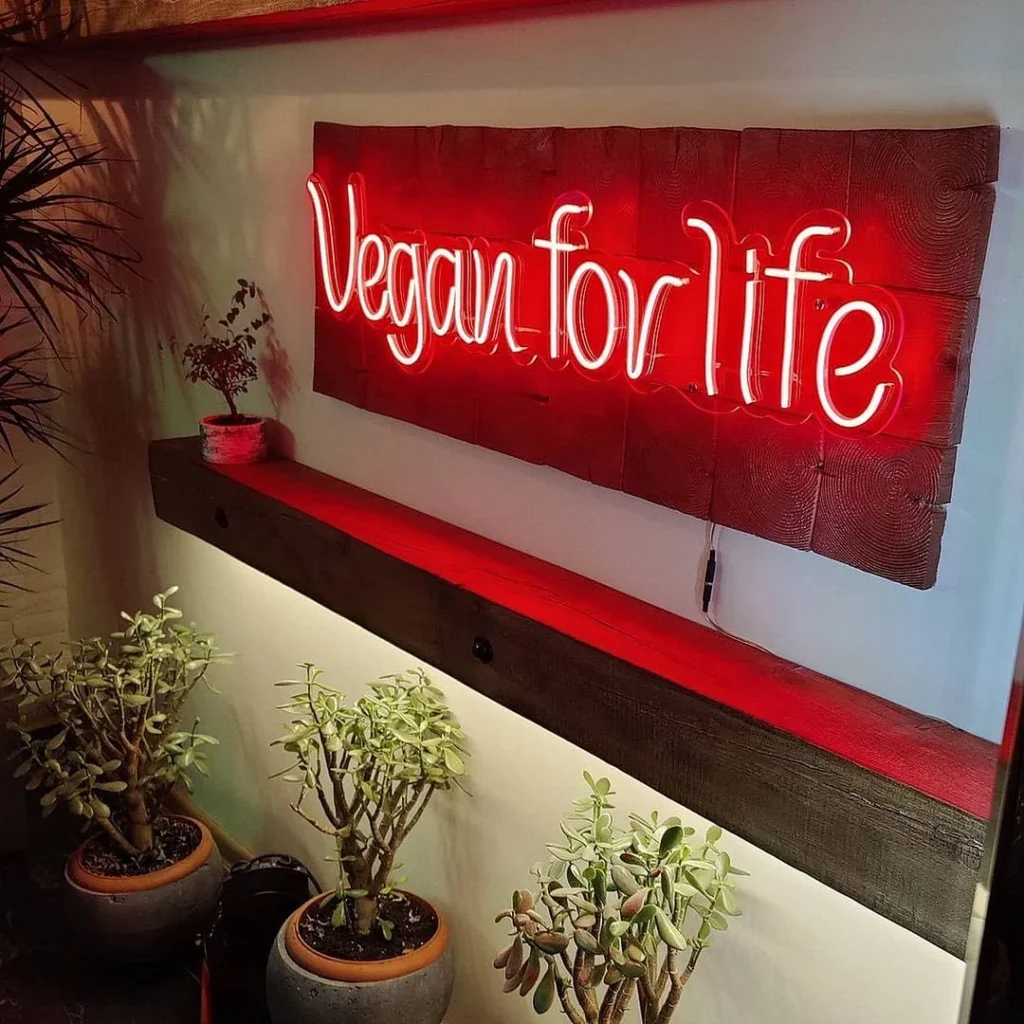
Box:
[94,815,140,858]
[553,960,588,1024]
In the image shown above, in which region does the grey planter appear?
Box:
[266,895,454,1024]
[64,816,223,962]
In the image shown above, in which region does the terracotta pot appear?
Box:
[200,414,268,464]
[64,815,224,962]
[266,891,454,1024]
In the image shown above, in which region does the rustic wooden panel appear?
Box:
[636,127,738,265]
[620,388,716,519]
[709,413,823,550]
[812,438,957,589]
[846,126,1000,298]
[42,0,612,44]
[732,127,852,247]
[149,438,997,955]
[312,123,999,588]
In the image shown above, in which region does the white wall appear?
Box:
[127,0,1024,742]
[148,529,967,1024]
[49,0,1024,1021]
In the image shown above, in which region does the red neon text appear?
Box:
[308,173,903,433]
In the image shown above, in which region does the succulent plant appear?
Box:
[0,587,228,855]
[494,772,746,1024]
[274,665,468,938]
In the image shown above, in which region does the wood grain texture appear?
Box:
[812,438,957,589]
[148,438,997,955]
[44,0,609,43]
[312,123,999,589]
[846,126,1000,298]
[709,412,823,550]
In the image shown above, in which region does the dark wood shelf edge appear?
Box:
[149,437,993,956]
[37,0,630,49]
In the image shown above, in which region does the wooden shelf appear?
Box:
[38,0,626,46]
[150,437,997,956]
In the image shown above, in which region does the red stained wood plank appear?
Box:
[812,438,957,589]
[637,127,738,266]
[621,387,716,519]
[885,291,980,446]
[846,126,1000,297]
[417,126,487,237]
[186,444,995,819]
[733,128,853,248]
[313,311,367,409]
[362,331,480,444]
[472,356,553,465]
[710,412,823,550]
[358,127,423,230]
[545,370,627,490]
[555,127,641,254]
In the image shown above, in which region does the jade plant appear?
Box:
[180,279,273,420]
[0,587,227,856]
[493,772,746,1024]
[274,665,468,938]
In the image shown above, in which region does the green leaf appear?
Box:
[706,825,723,844]
[659,825,685,859]
[610,864,639,896]
[718,887,741,916]
[94,781,128,793]
[443,747,466,775]
[331,902,347,928]
[654,908,687,950]
[532,963,555,1014]
[45,729,68,752]
[574,928,600,953]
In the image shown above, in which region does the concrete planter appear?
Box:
[200,414,268,464]
[64,816,223,962]
[266,892,454,1024]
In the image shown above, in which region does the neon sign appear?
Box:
[309,173,903,434]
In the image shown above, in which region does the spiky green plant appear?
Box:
[274,665,468,938]
[1,588,229,856]
[493,773,746,1024]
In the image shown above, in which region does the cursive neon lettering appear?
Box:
[309,173,903,434]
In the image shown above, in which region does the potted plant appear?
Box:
[493,772,746,1024]
[180,279,274,465]
[0,587,230,961]
[266,665,468,1024]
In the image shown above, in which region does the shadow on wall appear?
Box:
[46,50,288,635]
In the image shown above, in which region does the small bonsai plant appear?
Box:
[181,279,272,422]
[493,772,746,1024]
[274,665,468,943]
[0,587,227,860]
[180,279,274,464]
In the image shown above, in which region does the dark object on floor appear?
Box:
[204,853,318,1024]
[0,803,201,1023]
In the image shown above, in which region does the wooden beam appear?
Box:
[149,437,996,956]
[40,0,629,45]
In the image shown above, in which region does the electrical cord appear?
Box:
[697,520,779,658]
